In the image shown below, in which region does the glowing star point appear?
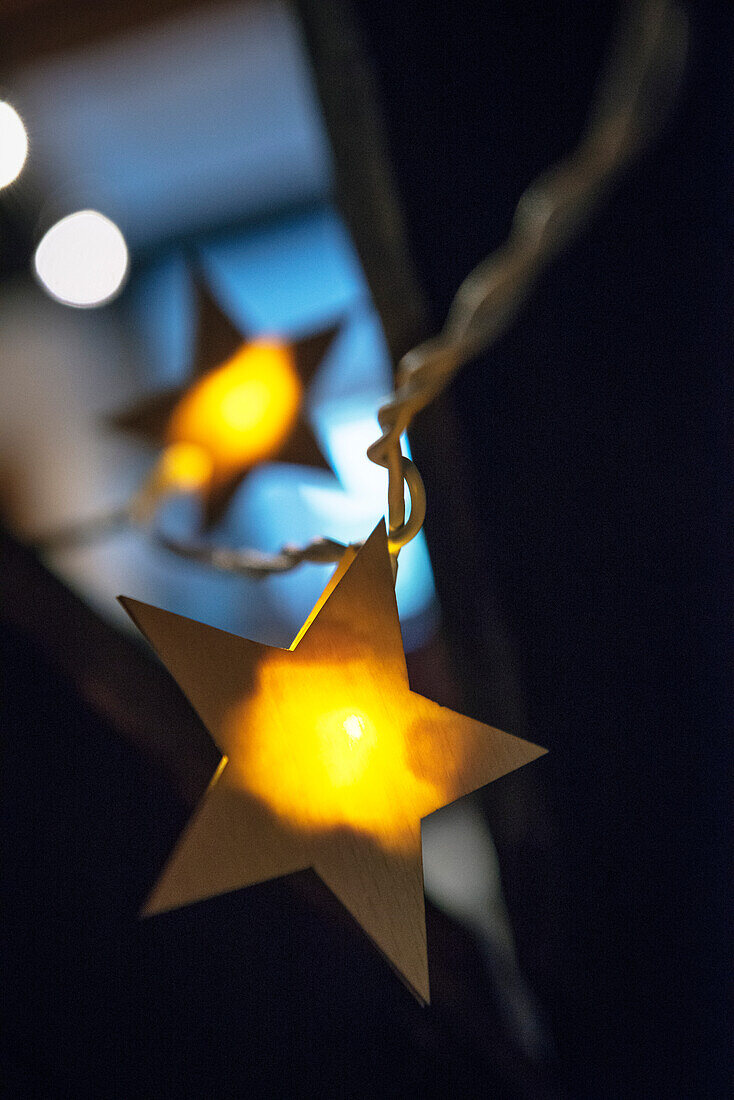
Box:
[119,521,546,1002]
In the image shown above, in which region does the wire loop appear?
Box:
[386,457,426,554]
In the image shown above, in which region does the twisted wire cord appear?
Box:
[34,0,686,577]
[156,0,685,578]
[157,533,357,576]
[368,0,687,535]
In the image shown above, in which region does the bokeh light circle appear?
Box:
[0,101,28,189]
[34,210,129,308]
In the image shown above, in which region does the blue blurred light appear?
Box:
[199,206,366,334]
[132,205,439,649]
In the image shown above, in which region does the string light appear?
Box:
[120,522,547,1002]
[33,0,685,581]
[155,0,686,579]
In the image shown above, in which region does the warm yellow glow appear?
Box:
[166,340,302,471]
[0,102,28,189]
[158,441,213,490]
[316,710,375,787]
[223,652,449,851]
[219,378,272,432]
[131,442,214,521]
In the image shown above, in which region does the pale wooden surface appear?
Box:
[120,522,545,1002]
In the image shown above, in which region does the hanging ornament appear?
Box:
[107,0,690,1002]
[110,271,340,526]
[120,521,545,1002]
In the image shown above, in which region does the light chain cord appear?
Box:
[34,0,686,578]
[369,0,686,547]
[156,0,685,578]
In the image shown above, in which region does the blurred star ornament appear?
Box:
[120,522,545,1002]
[111,271,339,526]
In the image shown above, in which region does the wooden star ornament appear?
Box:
[120,522,545,1002]
[110,272,340,526]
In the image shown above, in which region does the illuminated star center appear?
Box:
[343,713,364,741]
[316,710,375,787]
[224,657,443,851]
[166,339,302,469]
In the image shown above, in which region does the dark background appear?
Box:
[356,0,729,1093]
[2,1,730,1096]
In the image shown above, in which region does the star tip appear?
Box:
[365,516,388,542]
[117,595,151,632]
[521,743,548,770]
[327,318,345,344]
[407,979,430,1007]
[392,964,430,1007]
[139,889,169,919]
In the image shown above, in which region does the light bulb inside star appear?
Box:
[343,714,364,741]
[225,653,444,850]
[166,339,302,471]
